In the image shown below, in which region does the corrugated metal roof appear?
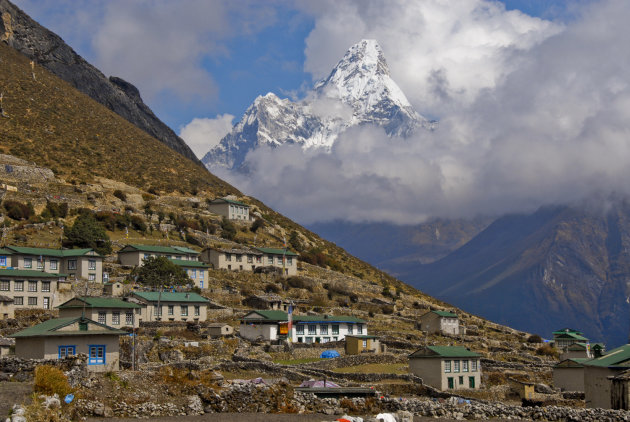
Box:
[583,344,630,368]
[9,316,126,338]
[57,296,141,309]
[0,269,68,278]
[4,246,100,257]
[431,310,458,318]
[209,198,249,207]
[255,247,298,256]
[409,345,481,358]
[119,244,199,255]
[169,258,209,268]
[132,291,209,303]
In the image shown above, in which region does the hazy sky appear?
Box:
[16,0,630,225]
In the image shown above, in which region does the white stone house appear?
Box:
[129,291,210,323]
[240,310,366,343]
[418,310,460,335]
[409,345,482,390]
[207,198,250,221]
[57,296,143,329]
[200,247,263,272]
[117,244,200,267]
[0,269,71,314]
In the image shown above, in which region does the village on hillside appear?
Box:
[1,185,630,421]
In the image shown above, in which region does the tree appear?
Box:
[250,217,265,233]
[63,213,112,255]
[220,216,236,240]
[132,256,191,290]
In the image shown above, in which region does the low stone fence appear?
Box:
[482,357,553,372]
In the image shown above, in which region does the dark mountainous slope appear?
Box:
[398,203,630,347]
[0,0,200,163]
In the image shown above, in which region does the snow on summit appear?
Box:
[202,39,433,171]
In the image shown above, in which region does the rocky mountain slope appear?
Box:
[0,0,200,164]
[397,202,630,348]
[202,39,435,170]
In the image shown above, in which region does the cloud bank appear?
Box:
[218,0,630,225]
[179,114,235,158]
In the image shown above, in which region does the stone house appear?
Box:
[553,328,589,350]
[207,198,250,221]
[170,259,210,289]
[0,295,14,319]
[240,310,366,343]
[0,337,13,356]
[418,310,460,335]
[409,345,482,390]
[559,342,592,360]
[2,246,103,282]
[129,291,210,322]
[200,247,263,272]
[9,316,126,372]
[57,296,143,329]
[103,282,124,297]
[0,269,71,313]
[553,358,588,392]
[584,344,630,408]
[255,248,298,276]
[117,244,200,267]
[610,369,630,410]
[345,335,383,355]
[207,323,234,337]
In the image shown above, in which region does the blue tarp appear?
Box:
[320,350,340,358]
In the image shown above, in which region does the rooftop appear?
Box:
[132,291,210,303]
[409,346,481,359]
[0,269,68,278]
[119,244,200,255]
[241,310,365,323]
[209,198,249,207]
[4,246,100,257]
[169,258,209,268]
[255,247,298,257]
[583,344,630,368]
[57,296,141,309]
[431,310,458,318]
[9,316,126,338]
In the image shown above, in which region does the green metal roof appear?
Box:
[409,346,481,358]
[172,246,200,254]
[346,335,378,339]
[0,269,68,278]
[210,198,249,207]
[241,310,365,323]
[255,247,298,256]
[119,244,200,255]
[169,258,209,268]
[553,328,584,335]
[5,246,100,257]
[57,297,141,309]
[583,344,630,368]
[0,248,14,255]
[554,358,590,368]
[132,291,209,303]
[432,310,458,318]
[555,332,589,341]
[9,316,126,338]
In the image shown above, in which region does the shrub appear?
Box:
[113,189,127,201]
[250,218,265,233]
[3,200,34,220]
[289,231,302,251]
[220,217,236,240]
[34,365,72,397]
[41,201,68,219]
[286,276,311,289]
[527,334,543,343]
[129,215,147,232]
[185,232,201,246]
[147,187,159,195]
[63,213,112,255]
[141,193,155,201]
[536,344,559,358]
[265,283,281,294]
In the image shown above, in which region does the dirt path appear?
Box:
[0,381,32,418]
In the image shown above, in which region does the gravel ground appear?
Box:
[87,413,473,422]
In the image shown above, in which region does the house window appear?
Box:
[67,260,77,270]
[28,297,37,306]
[41,282,51,292]
[28,281,37,292]
[267,256,273,265]
[362,340,368,348]
[181,306,188,316]
[43,297,50,309]
[88,274,96,281]
[305,337,313,344]
[37,258,44,269]
[287,257,292,266]
[444,360,451,373]
[348,324,353,335]
[126,311,133,325]
[236,255,242,262]
[58,346,76,359]
[255,256,262,263]
[462,360,469,372]
[168,305,174,315]
[296,325,304,335]
[471,360,478,372]
[50,260,58,270]
[88,345,106,365]
[247,255,253,263]
[320,324,328,335]
[98,311,106,324]
[357,324,364,334]
[199,271,204,280]
[459,376,464,385]
[0,281,8,291]
[14,281,23,292]
[88,260,96,270]
[308,324,316,335]
[225,254,232,262]
[191,269,197,278]
[24,258,32,268]
[194,306,200,316]
[454,360,460,372]
[0,256,5,266]
[154,306,162,317]
[112,312,120,325]
[14,297,23,305]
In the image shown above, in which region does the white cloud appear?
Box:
[179,114,235,158]
[217,0,630,225]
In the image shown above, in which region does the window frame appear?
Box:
[0,280,8,291]
[41,281,51,292]
[24,258,32,269]
[112,311,120,325]
[181,305,188,316]
[58,345,76,359]
[28,297,37,306]
[14,280,23,292]
[28,281,37,292]
[67,259,77,270]
[88,345,106,365]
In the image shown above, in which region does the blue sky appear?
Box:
[13,0,581,156]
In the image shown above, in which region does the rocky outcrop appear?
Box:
[0,0,200,164]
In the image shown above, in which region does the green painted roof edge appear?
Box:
[57,297,141,309]
[0,269,68,278]
[132,291,210,303]
[169,258,209,268]
[9,316,126,338]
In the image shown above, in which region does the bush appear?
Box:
[265,283,281,294]
[3,200,34,220]
[220,217,236,240]
[41,201,68,219]
[113,189,127,201]
[536,344,559,358]
[527,334,543,343]
[286,276,311,289]
[34,365,72,397]
[129,215,147,232]
[63,213,112,255]
[250,218,265,233]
